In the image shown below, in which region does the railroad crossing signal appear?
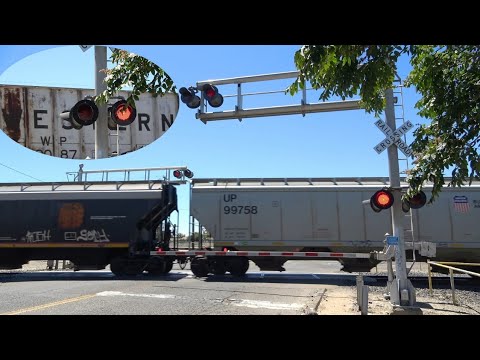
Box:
[60,98,137,130]
[173,169,194,179]
[402,190,427,212]
[60,98,99,129]
[370,189,395,212]
[109,100,137,126]
[179,84,224,109]
[368,188,427,213]
[202,84,224,108]
[373,119,414,157]
[179,87,201,109]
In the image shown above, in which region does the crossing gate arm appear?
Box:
[150,250,373,259]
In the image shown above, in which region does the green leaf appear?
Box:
[101,49,175,107]
[289,45,480,203]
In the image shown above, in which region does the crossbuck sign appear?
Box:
[79,45,93,52]
[374,119,414,157]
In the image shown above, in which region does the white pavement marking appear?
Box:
[96,291,304,311]
[96,291,177,299]
[229,299,304,310]
[312,274,321,279]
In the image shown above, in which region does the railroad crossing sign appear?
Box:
[373,119,414,157]
[78,45,116,53]
[79,45,93,52]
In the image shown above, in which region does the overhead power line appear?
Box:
[0,162,45,182]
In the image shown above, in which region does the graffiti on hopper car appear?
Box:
[22,230,51,243]
[64,228,110,242]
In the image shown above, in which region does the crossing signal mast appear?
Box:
[180,71,423,308]
[179,71,360,123]
[61,46,140,159]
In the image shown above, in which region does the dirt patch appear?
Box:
[317,287,360,315]
[316,286,480,315]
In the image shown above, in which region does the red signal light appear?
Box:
[70,99,99,126]
[202,84,223,108]
[370,189,394,212]
[115,105,133,121]
[77,104,94,121]
[407,191,427,209]
[402,190,427,212]
[183,169,194,178]
[110,100,137,126]
[179,87,201,109]
[173,170,182,179]
[375,192,392,207]
[205,88,216,98]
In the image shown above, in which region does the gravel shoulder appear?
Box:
[317,285,480,315]
[318,262,480,315]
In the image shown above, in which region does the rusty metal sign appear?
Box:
[0,85,179,159]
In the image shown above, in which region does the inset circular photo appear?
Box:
[0,45,178,159]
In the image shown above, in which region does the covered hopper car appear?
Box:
[0,178,179,276]
[187,177,480,274]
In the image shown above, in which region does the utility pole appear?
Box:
[95,46,108,159]
[385,88,416,306]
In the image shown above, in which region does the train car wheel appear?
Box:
[125,262,145,276]
[164,260,173,274]
[110,257,127,276]
[227,257,249,276]
[240,258,250,274]
[191,257,209,277]
[147,258,167,275]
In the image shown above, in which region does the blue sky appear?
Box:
[0,45,425,234]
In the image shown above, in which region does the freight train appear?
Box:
[1,167,479,276]
[0,167,185,276]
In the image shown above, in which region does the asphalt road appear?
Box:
[0,260,353,315]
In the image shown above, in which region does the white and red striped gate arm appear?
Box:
[150,250,372,259]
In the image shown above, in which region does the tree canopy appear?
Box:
[288,45,480,202]
[96,48,176,108]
